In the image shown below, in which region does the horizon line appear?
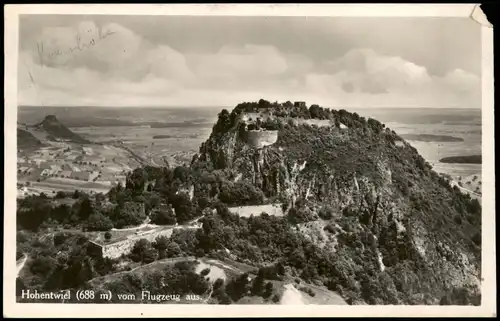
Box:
[18,105,481,110]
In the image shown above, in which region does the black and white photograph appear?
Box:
[4,4,495,318]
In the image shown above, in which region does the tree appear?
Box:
[104,231,112,241]
[258,99,271,109]
[309,104,321,119]
[218,292,232,304]
[78,197,95,221]
[130,239,157,264]
[287,207,315,224]
[166,241,182,258]
[72,191,81,201]
[471,232,481,246]
[86,212,114,231]
[50,204,71,223]
[226,273,251,301]
[318,206,334,220]
[251,269,265,296]
[55,191,66,199]
[200,268,211,277]
[150,205,176,225]
[218,181,265,206]
[112,202,146,228]
[195,248,205,258]
[214,109,232,134]
[152,236,169,259]
[171,193,194,223]
[213,278,224,290]
[264,282,274,298]
[172,166,191,183]
[126,167,148,194]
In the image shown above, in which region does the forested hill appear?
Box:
[35,115,90,144]
[17,128,44,149]
[189,99,482,304]
[16,100,481,305]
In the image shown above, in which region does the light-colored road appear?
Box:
[16,254,28,277]
[450,180,481,200]
[110,215,203,232]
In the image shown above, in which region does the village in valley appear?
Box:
[17,142,135,198]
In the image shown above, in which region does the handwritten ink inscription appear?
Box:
[35,28,116,65]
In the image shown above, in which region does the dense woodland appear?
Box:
[17,100,482,305]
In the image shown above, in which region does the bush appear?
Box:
[324,223,336,234]
[55,191,67,199]
[440,287,481,305]
[195,248,205,258]
[150,205,176,225]
[104,231,112,240]
[111,202,146,228]
[300,286,316,297]
[129,239,157,264]
[200,268,211,277]
[218,181,265,206]
[86,212,114,231]
[264,282,274,298]
[213,278,224,290]
[471,232,481,246]
[318,206,334,220]
[287,207,315,224]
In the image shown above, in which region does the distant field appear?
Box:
[401,134,464,142]
[30,178,111,194]
[17,106,217,173]
[18,106,220,127]
[71,125,211,166]
[439,155,481,164]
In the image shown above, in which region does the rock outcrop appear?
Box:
[17,128,44,149]
[35,115,90,144]
[191,100,482,305]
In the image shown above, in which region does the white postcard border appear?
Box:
[3,4,496,318]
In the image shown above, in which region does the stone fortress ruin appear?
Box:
[88,101,351,259]
[245,130,279,149]
[87,218,202,259]
[238,101,346,149]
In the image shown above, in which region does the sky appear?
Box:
[18,15,482,108]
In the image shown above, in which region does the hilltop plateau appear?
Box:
[190,99,482,304]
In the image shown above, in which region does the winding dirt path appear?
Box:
[450,180,481,200]
[280,284,305,305]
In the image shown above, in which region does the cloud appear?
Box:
[300,48,480,108]
[186,44,289,90]
[18,22,480,109]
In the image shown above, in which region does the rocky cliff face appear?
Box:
[191,102,481,304]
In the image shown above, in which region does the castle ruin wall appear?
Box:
[98,227,183,259]
[246,130,278,149]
